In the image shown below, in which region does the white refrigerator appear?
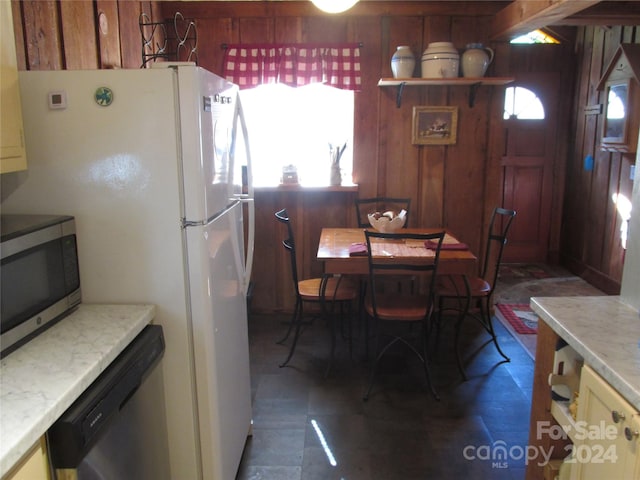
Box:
[1,65,255,480]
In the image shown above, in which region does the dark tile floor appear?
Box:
[237,303,535,479]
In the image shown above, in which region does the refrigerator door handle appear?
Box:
[241,197,254,296]
[232,95,255,297]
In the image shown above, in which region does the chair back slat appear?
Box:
[364,230,445,319]
[275,208,301,294]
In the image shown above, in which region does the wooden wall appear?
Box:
[9,0,629,313]
[562,25,639,295]
[11,1,162,71]
[159,1,575,313]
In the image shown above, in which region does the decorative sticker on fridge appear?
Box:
[94,87,114,106]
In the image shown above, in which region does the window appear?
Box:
[510,29,560,44]
[240,83,354,186]
[503,87,545,120]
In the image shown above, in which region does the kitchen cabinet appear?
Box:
[526,296,640,480]
[569,365,640,479]
[377,77,514,107]
[2,439,49,480]
[0,1,27,173]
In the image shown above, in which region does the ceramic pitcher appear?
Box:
[461,43,494,78]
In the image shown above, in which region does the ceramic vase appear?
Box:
[421,42,459,78]
[461,43,494,78]
[330,164,342,186]
[391,46,416,79]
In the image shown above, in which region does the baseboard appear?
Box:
[559,256,621,295]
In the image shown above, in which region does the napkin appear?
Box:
[424,240,469,250]
[349,242,368,256]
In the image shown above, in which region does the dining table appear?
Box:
[316,227,478,373]
[317,227,478,276]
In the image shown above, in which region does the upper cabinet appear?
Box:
[597,44,640,153]
[1,1,27,174]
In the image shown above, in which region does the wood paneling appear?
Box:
[20,1,64,70]
[8,0,630,311]
[96,1,122,68]
[60,1,99,69]
[562,25,638,294]
[117,1,145,69]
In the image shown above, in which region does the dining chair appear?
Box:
[355,197,411,228]
[362,229,445,401]
[435,207,517,380]
[274,208,358,375]
[355,197,414,310]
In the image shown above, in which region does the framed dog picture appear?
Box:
[412,106,458,145]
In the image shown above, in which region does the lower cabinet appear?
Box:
[526,320,640,479]
[3,438,49,480]
[569,365,640,479]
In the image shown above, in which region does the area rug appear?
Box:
[495,303,538,334]
[493,264,607,360]
[494,305,537,360]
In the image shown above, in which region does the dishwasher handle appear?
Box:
[82,362,144,441]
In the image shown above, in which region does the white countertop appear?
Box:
[530,296,640,410]
[0,303,156,477]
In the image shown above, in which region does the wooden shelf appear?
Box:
[550,399,578,444]
[378,77,515,108]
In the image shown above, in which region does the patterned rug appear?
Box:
[494,264,606,305]
[493,264,606,359]
[496,303,537,334]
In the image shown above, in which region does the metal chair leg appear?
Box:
[481,299,510,363]
[325,310,337,378]
[363,335,395,401]
[279,302,304,368]
[276,298,301,344]
[421,324,440,401]
[453,314,469,381]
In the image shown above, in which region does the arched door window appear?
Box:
[503,87,545,120]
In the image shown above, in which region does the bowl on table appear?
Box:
[367,211,406,233]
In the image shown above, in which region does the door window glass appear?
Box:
[503,87,545,120]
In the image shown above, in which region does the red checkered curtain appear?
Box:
[223,43,361,91]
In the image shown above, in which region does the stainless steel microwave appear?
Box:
[1,214,81,356]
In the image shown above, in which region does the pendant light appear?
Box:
[311,0,359,14]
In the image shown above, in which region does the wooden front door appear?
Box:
[501,74,558,263]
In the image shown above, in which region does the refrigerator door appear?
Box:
[176,65,238,223]
[230,94,255,295]
[184,201,252,480]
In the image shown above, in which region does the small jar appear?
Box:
[391,46,416,79]
[421,42,459,78]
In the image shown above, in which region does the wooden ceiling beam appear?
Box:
[555,1,640,26]
[490,0,602,41]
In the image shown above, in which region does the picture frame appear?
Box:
[412,106,458,145]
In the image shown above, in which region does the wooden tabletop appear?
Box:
[317,228,478,276]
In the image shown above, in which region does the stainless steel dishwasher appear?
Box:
[47,324,170,480]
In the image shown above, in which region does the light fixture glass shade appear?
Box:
[311,0,359,14]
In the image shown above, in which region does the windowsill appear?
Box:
[253,183,359,192]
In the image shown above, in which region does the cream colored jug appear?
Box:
[421,42,459,78]
[461,43,494,78]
